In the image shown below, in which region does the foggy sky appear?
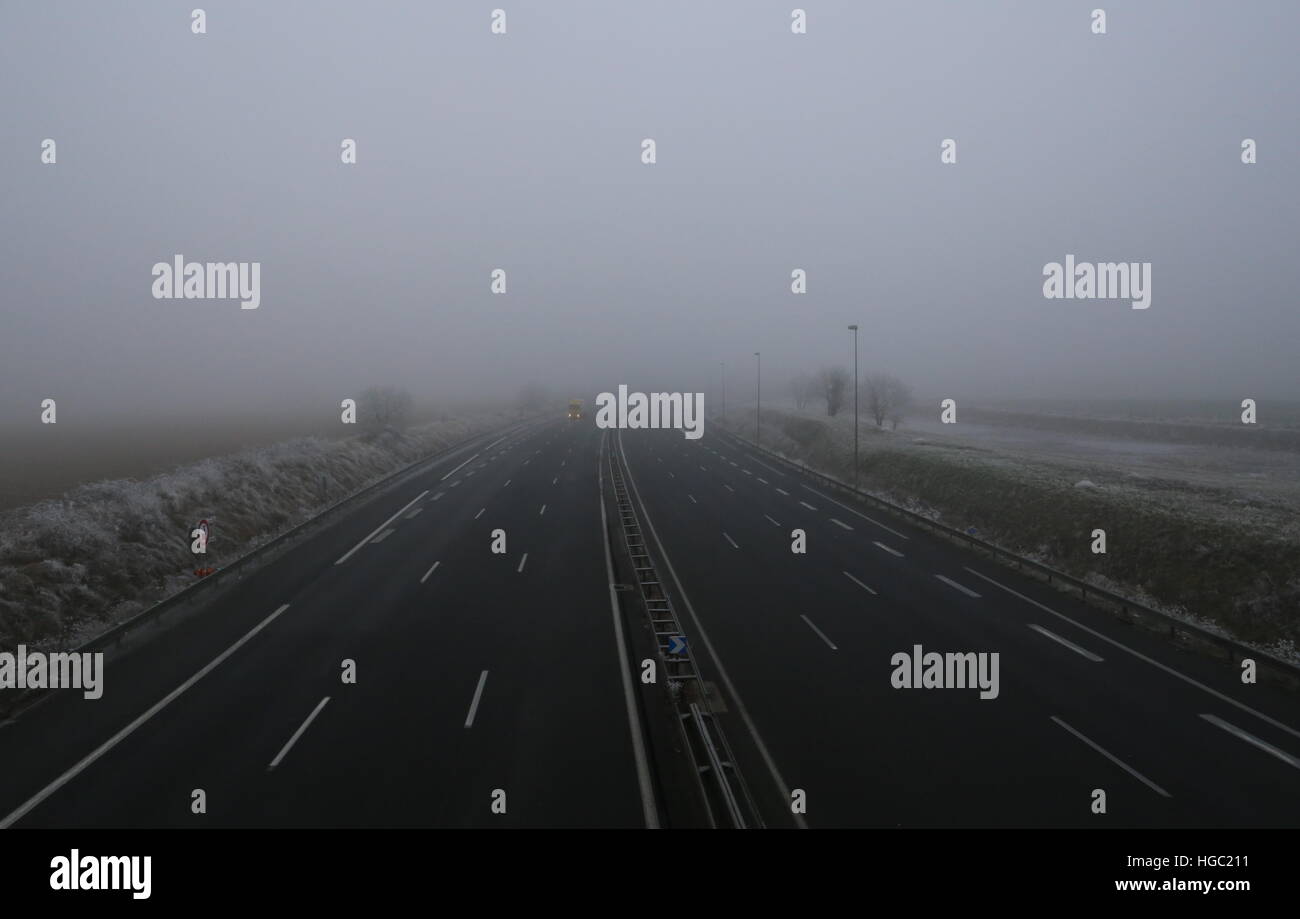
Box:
[2,0,1298,429]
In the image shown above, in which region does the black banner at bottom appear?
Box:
[0,827,1282,906]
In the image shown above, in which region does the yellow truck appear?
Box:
[568,399,583,420]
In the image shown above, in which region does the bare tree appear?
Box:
[863,373,912,429]
[818,366,850,417]
[359,385,413,432]
[790,372,814,410]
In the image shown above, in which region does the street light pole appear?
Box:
[848,324,859,489]
[754,351,761,444]
[721,361,726,423]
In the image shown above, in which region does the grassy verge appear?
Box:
[727,408,1300,656]
[0,410,514,648]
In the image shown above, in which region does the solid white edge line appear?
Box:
[1,603,292,828]
[1199,713,1300,771]
[599,432,660,828]
[800,614,838,650]
[935,574,981,598]
[268,696,331,771]
[799,484,910,541]
[335,491,429,565]
[440,453,480,482]
[464,671,489,728]
[1050,716,1171,798]
[1027,623,1103,662]
[618,432,808,829]
[965,566,1300,742]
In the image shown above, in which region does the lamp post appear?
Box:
[754,351,761,444]
[848,324,859,489]
[720,361,726,423]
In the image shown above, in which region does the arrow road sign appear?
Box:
[667,635,687,655]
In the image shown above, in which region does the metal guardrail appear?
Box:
[608,435,761,828]
[720,428,1300,690]
[70,417,538,659]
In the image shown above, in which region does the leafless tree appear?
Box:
[818,366,850,417]
[359,385,413,431]
[863,373,912,429]
[790,373,815,410]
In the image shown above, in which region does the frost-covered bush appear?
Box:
[0,412,507,648]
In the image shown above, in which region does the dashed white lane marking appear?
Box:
[539,504,547,516]
[935,574,981,598]
[668,472,675,479]
[763,514,781,527]
[421,560,441,583]
[830,518,853,530]
[688,494,697,504]
[1200,714,1300,771]
[800,615,838,650]
[503,479,511,487]
[1051,716,1171,798]
[798,484,910,541]
[0,603,292,828]
[723,532,739,549]
[561,459,566,466]
[757,477,769,485]
[371,528,396,544]
[552,477,558,485]
[724,484,735,493]
[431,492,444,501]
[1027,624,1102,661]
[964,565,1300,743]
[775,488,790,496]
[268,696,331,771]
[843,571,877,595]
[449,480,462,488]
[466,470,476,478]
[743,469,752,476]
[517,553,529,573]
[336,491,429,564]
[700,465,707,472]
[798,501,817,511]
[474,508,485,519]
[404,507,424,520]
[464,671,489,728]
[873,541,904,557]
